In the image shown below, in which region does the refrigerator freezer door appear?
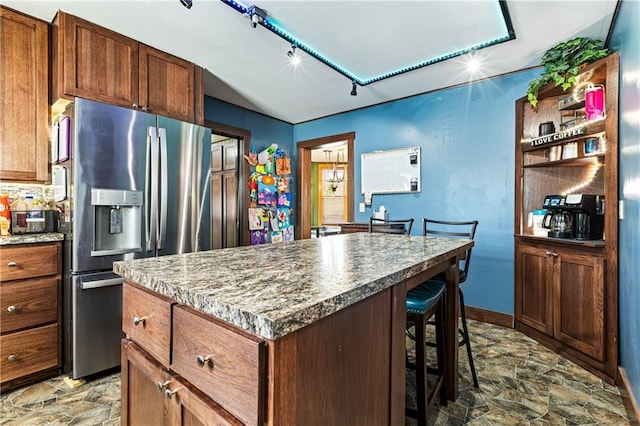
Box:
[71,98,157,273]
[156,116,211,255]
[71,271,124,379]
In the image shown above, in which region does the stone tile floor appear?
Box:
[0,319,635,425]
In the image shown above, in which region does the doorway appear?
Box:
[297,132,355,239]
[205,120,251,246]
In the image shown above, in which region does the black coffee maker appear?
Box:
[542,195,573,238]
[564,194,605,240]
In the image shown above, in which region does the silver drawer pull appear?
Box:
[7,305,16,313]
[165,387,182,399]
[7,354,17,362]
[196,354,212,367]
[545,251,558,257]
[7,261,17,267]
[133,316,147,326]
[156,380,171,391]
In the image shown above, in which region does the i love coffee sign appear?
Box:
[529,125,587,147]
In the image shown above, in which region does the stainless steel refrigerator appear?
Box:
[56,97,211,379]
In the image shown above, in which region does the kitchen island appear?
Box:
[114,232,472,425]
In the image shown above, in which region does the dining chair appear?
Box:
[368,217,414,235]
[405,280,447,425]
[423,218,479,388]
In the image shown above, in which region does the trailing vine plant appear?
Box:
[527,37,609,108]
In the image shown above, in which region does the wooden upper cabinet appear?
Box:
[53,11,200,123]
[139,45,194,123]
[54,11,138,109]
[0,7,49,182]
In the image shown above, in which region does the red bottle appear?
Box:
[0,193,11,236]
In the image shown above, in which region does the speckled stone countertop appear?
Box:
[0,233,64,246]
[114,233,472,340]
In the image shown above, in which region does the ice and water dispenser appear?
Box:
[91,188,143,256]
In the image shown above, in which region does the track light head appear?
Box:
[247,5,267,28]
[350,81,357,96]
[180,0,193,9]
[287,44,300,65]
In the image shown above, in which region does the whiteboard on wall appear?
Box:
[361,146,421,194]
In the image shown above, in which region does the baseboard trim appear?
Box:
[619,366,640,425]
[465,306,513,329]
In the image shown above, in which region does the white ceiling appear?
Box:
[2,0,617,124]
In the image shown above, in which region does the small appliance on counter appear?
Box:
[542,195,573,239]
[564,194,605,240]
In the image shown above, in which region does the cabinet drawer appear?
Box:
[0,323,59,383]
[1,277,58,333]
[0,243,59,281]
[172,305,265,426]
[122,282,172,366]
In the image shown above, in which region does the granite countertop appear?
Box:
[0,233,64,246]
[114,233,472,340]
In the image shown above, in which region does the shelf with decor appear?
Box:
[514,52,619,384]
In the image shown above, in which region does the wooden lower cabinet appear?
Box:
[515,239,613,382]
[123,280,396,425]
[121,339,241,426]
[0,242,62,391]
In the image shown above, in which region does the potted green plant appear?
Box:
[527,37,609,107]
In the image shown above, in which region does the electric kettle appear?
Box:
[542,210,573,238]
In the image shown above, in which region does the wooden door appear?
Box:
[0,7,48,182]
[516,243,553,335]
[139,44,195,122]
[56,12,138,108]
[120,340,168,426]
[210,140,239,249]
[553,250,606,361]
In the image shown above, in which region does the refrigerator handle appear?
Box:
[147,126,159,252]
[158,128,168,250]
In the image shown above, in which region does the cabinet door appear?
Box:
[139,44,195,122]
[0,7,48,182]
[516,244,553,335]
[120,340,168,426]
[58,12,138,108]
[553,251,606,361]
[166,375,241,426]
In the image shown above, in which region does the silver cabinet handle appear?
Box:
[141,106,148,112]
[545,251,558,257]
[7,261,17,267]
[156,380,171,391]
[7,354,17,361]
[7,305,16,313]
[165,387,182,399]
[132,103,139,109]
[196,354,212,367]
[133,316,147,326]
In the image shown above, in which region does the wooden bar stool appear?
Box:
[405,280,446,425]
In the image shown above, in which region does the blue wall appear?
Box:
[294,70,539,315]
[610,0,640,412]
[204,97,294,166]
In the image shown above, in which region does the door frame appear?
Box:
[297,132,355,239]
[204,120,251,246]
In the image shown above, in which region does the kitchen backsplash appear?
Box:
[0,182,54,207]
